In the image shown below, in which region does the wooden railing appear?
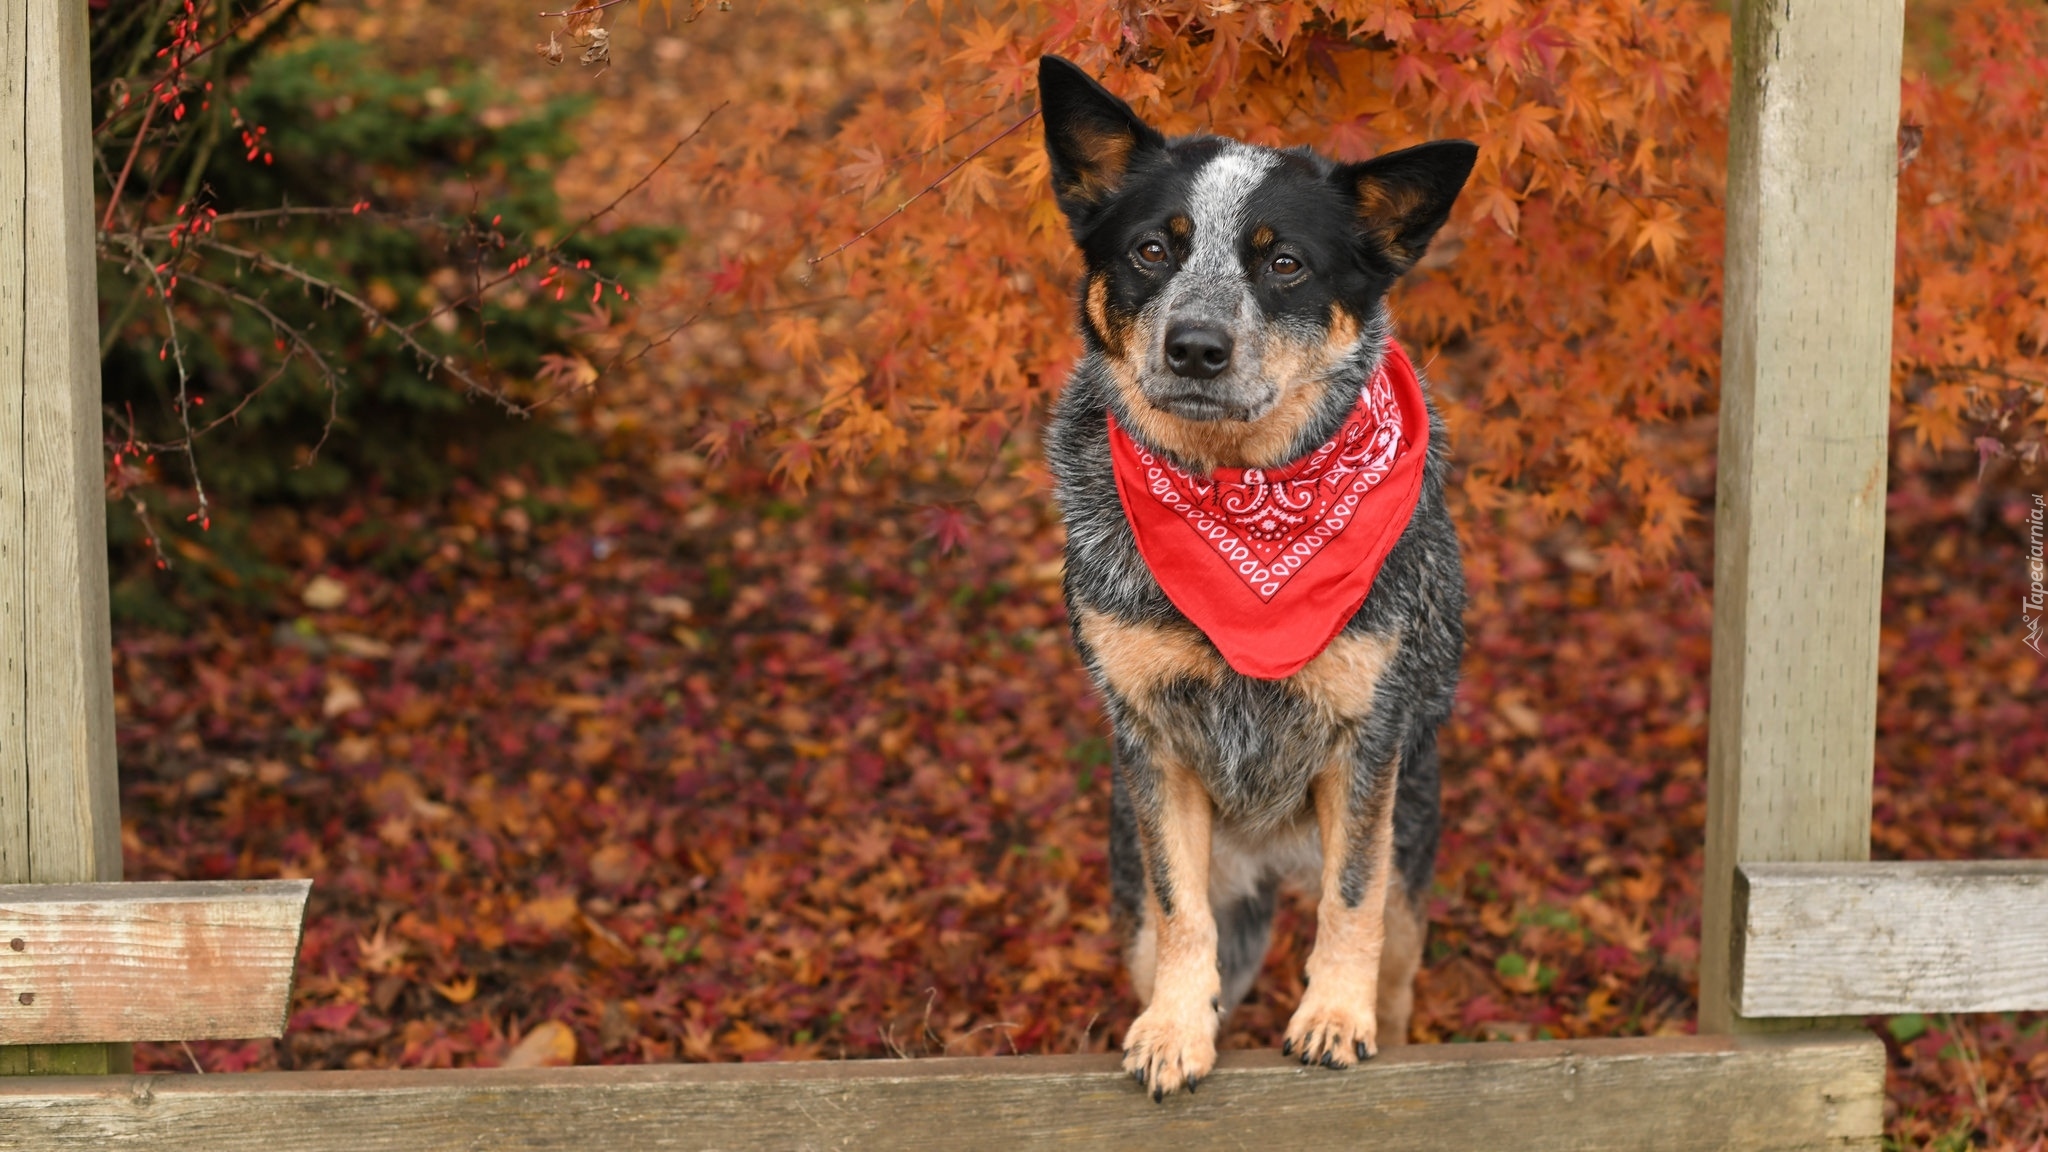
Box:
[2,0,2041,1147]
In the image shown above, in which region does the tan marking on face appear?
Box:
[1250,224,1275,250]
[1288,628,1401,722]
[1084,271,1122,359]
[1283,751,1398,1065]
[1375,882,1425,1048]
[1166,214,1192,241]
[1087,270,1149,366]
[1075,608,1224,704]
[1121,755,1221,1094]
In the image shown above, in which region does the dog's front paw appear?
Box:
[1121,1000,1218,1101]
[1282,985,1378,1069]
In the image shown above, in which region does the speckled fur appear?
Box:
[1036,56,1471,1048]
[1057,330,1465,1002]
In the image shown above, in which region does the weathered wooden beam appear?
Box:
[0,1033,1884,1151]
[1699,0,1906,1034]
[1,0,130,1077]
[1734,861,2048,1017]
[0,881,311,1045]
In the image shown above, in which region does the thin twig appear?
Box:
[831,104,1009,200]
[180,236,513,412]
[165,0,297,76]
[561,101,727,248]
[90,0,299,136]
[120,488,175,571]
[536,0,631,15]
[102,231,351,457]
[809,109,1041,267]
[941,1021,1019,1056]
[402,103,726,339]
[134,205,436,238]
[172,271,344,454]
[135,245,209,529]
[101,97,159,233]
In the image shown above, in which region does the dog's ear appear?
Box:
[1038,55,1164,225]
[1331,140,1478,274]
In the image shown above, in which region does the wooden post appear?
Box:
[1699,0,1906,1034]
[0,0,128,1074]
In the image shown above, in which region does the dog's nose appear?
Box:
[1164,322,1233,380]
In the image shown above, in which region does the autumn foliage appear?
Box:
[615,0,2046,585]
[93,0,2048,1149]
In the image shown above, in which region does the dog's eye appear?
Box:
[1269,254,1303,277]
[1136,239,1169,265]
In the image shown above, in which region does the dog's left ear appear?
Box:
[1331,140,1479,274]
[1039,55,1165,227]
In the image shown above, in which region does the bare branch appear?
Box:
[403,103,725,338]
[809,109,1040,267]
[536,0,630,17]
[132,205,438,238]
[559,101,727,248]
[170,270,345,454]
[131,240,210,530]
[178,235,518,413]
[101,97,160,233]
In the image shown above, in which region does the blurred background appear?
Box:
[94,1,2044,1146]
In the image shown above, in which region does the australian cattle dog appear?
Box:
[1037,55,1474,1099]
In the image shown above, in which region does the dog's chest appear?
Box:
[1149,675,1346,826]
[1074,605,1399,828]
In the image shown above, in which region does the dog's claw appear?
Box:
[1355,1040,1371,1062]
[1280,1038,1293,1056]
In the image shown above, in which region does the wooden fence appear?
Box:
[3,0,2043,1147]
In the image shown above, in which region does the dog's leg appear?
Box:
[1215,877,1278,1017]
[1118,746,1221,1099]
[1109,762,1157,1004]
[1284,750,1399,1066]
[1374,882,1425,1047]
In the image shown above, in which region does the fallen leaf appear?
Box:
[302,575,349,610]
[432,975,478,1005]
[502,1020,577,1068]
[322,675,365,718]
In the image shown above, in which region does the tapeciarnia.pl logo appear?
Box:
[2026,493,2045,656]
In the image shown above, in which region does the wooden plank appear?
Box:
[0,0,126,1075]
[1698,0,1905,1034]
[0,881,310,1045]
[1734,861,2048,1017]
[0,1033,1882,1151]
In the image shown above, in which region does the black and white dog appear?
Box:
[1037,54,1473,1099]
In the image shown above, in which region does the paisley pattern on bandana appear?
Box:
[1125,361,1402,602]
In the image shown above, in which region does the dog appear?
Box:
[1037,54,1473,1100]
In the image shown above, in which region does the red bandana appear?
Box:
[1107,340,1429,681]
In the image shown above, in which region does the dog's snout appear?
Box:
[1164,322,1233,380]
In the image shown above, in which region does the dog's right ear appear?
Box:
[1038,56,1164,226]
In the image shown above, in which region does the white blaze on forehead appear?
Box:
[1182,145,1279,281]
